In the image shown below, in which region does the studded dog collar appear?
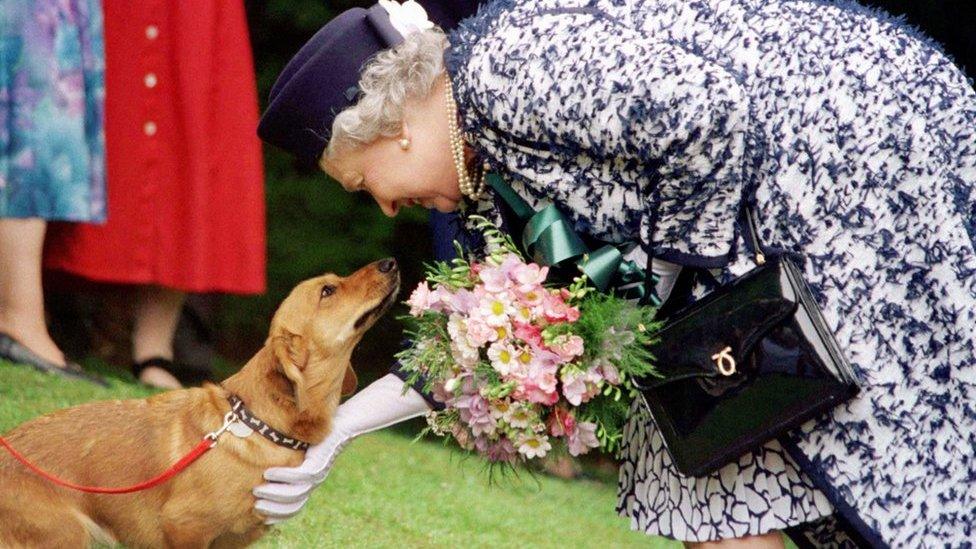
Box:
[226,395,310,451]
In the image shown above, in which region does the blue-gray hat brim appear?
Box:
[258,5,404,164]
[257,1,482,164]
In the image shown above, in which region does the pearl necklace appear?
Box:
[445,80,486,199]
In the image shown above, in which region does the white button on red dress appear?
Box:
[43,1,266,296]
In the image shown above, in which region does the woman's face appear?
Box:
[319,74,462,217]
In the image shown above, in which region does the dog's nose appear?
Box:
[378,257,397,273]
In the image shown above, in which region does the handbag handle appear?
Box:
[742,206,767,266]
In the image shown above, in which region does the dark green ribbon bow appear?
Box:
[487,174,659,305]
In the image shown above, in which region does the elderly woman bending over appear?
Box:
[254,0,976,546]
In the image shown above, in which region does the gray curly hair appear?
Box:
[323,28,449,160]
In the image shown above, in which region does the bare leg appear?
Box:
[0,218,65,365]
[132,286,186,389]
[686,531,786,549]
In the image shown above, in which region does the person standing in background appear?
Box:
[0,0,108,385]
[45,0,267,389]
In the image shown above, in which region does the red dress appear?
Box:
[45,0,266,294]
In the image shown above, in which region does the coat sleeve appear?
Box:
[449,8,750,263]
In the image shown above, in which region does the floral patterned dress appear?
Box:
[443,0,976,546]
[0,0,105,222]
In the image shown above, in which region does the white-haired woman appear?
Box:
[254,0,976,546]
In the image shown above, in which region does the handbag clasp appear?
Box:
[711,346,737,376]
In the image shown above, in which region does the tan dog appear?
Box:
[0,259,400,548]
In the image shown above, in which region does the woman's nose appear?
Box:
[376,197,399,218]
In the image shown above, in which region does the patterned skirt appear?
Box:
[0,0,106,222]
[616,402,835,542]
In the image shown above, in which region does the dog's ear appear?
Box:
[341,364,358,397]
[271,331,309,411]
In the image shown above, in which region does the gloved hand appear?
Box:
[253,373,431,524]
[621,247,682,302]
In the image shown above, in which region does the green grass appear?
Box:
[0,360,678,548]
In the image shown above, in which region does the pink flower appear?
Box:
[469,415,497,437]
[550,334,585,362]
[515,361,559,405]
[462,394,490,419]
[541,291,574,322]
[560,366,602,406]
[529,361,559,393]
[561,372,588,406]
[478,265,509,293]
[547,408,576,437]
[600,362,621,385]
[567,421,600,456]
[465,318,495,347]
[498,253,523,276]
[486,438,517,463]
[565,306,580,322]
[514,379,559,406]
[429,286,455,313]
[531,348,563,370]
[513,322,543,347]
[406,281,432,316]
[456,394,497,437]
[511,262,549,292]
[475,436,490,454]
[517,287,546,309]
[449,288,478,315]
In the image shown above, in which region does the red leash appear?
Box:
[0,411,236,494]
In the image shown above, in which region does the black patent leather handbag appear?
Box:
[634,208,861,477]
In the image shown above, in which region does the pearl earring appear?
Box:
[398,138,411,150]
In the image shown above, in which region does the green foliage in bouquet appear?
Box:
[571,292,663,453]
[395,217,662,465]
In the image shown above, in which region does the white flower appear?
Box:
[478,295,514,327]
[490,400,513,420]
[506,404,534,429]
[446,313,467,341]
[443,377,460,393]
[512,304,534,323]
[450,339,479,367]
[378,0,434,38]
[517,433,552,459]
[487,340,518,375]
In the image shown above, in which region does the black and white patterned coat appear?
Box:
[442,0,976,545]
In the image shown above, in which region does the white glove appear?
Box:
[621,247,682,302]
[253,374,431,524]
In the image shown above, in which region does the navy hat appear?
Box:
[258,0,481,164]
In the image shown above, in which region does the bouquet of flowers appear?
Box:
[397,217,661,464]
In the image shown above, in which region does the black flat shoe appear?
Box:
[0,332,109,387]
[132,357,213,387]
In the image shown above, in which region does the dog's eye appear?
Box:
[320,285,336,298]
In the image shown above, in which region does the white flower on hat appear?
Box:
[378,0,434,37]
